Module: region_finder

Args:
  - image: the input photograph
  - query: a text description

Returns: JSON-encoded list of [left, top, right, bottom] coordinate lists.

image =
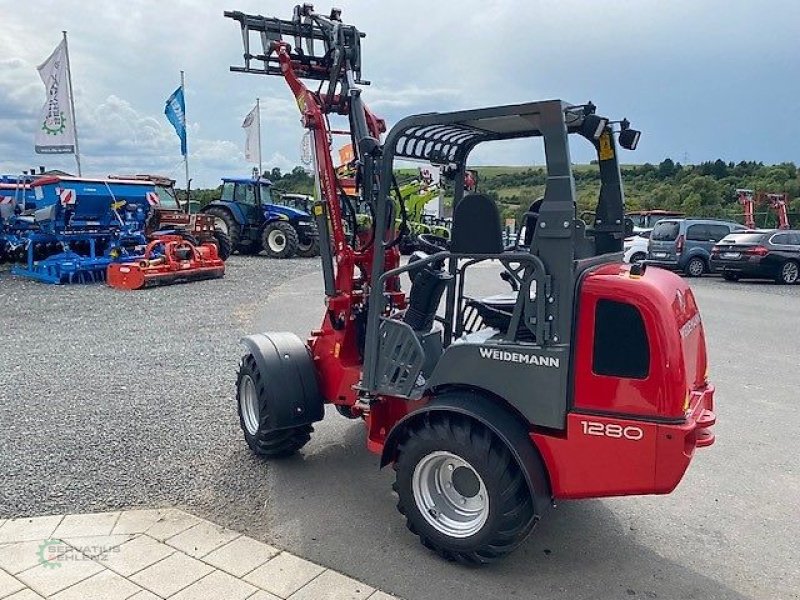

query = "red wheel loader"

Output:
[[226, 5, 716, 564]]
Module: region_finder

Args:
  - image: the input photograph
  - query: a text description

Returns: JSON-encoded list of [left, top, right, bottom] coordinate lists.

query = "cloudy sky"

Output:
[[1, 0, 798, 188]]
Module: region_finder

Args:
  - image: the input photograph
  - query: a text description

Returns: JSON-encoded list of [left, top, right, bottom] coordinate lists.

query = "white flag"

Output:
[[242, 103, 260, 164], [35, 40, 76, 154]]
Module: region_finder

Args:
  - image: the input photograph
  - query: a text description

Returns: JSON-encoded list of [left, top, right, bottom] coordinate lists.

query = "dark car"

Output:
[[647, 218, 747, 276], [711, 229, 800, 284]]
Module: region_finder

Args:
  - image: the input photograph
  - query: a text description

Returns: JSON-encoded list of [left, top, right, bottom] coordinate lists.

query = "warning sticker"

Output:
[[598, 131, 614, 161]]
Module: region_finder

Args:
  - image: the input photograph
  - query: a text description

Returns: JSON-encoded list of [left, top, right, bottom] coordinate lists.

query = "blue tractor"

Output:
[[200, 177, 318, 258]]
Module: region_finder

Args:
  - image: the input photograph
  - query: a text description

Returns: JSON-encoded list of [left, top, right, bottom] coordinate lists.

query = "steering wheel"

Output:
[[416, 233, 450, 254]]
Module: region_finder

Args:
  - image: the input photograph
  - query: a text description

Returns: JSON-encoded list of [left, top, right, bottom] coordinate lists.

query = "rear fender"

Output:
[[380, 390, 552, 516], [241, 332, 324, 432]]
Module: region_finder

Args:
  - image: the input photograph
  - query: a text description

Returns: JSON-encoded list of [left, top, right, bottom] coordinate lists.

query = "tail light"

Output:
[[676, 234, 684, 255], [746, 245, 769, 256]]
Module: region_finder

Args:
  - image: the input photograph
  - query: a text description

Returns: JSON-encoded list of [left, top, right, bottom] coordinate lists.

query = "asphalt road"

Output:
[[2, 258, 798, 599]]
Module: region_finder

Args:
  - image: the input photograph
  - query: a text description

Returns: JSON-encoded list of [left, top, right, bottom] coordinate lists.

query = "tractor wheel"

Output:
[[236, 354, 312, 458], [722, 272, 740, 282], [204, 208, 241, 252], [684, 256, 706, 277], [393, 412, 536, 564], [296, 230, 320, 258], [262, 221, 299, 259], [777, 260, 799, 285], [238, 240, 263, 255], [212, 229, 232, 261]]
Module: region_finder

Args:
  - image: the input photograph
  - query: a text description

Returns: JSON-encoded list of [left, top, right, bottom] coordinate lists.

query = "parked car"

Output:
[[647, 218, 747, 276], [624, 230, 650, 263], [711, 229, 800, 284]]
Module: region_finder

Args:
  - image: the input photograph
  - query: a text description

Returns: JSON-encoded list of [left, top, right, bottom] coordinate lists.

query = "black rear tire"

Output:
[[236, 354, 312, 458], [204, 208, 242, 253], [722, 272, 740, 282], [212, 230, 232, 261], [262, 221, 299, 259], [393, 412, 537, 564], [684, 256, 706, 277]]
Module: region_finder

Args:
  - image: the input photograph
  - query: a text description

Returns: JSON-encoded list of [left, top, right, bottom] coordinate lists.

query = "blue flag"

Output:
[[164, 86, 187, 156]]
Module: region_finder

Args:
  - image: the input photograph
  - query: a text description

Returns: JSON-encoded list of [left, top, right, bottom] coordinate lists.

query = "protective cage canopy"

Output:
[[386, 99, 588, 165]]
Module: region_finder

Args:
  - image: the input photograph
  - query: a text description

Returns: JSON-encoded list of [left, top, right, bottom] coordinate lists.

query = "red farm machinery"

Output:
[[226, 5, 716, 563], [736, 188, 791, 230]]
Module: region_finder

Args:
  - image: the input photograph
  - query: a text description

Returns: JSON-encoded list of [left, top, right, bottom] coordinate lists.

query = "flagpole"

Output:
[[180, 70, 190, 212], [256, 97, 262, 177], [62, 31, 82, 176]]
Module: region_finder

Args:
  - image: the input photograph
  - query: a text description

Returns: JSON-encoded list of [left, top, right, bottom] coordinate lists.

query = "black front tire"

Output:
[[262, 221, 299, 259], [213, 229, 232, 261], [236, 354, 312, 457], [393, 412, 537, 564], [777, 260, 799, 285], [722, 272, 740, 282]]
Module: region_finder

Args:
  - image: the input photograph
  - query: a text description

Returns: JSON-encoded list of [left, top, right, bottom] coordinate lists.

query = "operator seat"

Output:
[[451, 194, 538, 341]]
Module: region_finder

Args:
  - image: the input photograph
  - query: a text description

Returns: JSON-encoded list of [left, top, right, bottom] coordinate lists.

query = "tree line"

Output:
[[185, 159, 800, 228]]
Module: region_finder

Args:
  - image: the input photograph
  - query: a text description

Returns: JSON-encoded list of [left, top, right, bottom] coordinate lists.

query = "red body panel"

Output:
[[534, 263, 714, 499]]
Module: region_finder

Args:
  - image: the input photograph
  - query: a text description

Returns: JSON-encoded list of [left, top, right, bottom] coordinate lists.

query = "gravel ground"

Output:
[[2, 259, 799, 600], [0, 256, 318, 520]]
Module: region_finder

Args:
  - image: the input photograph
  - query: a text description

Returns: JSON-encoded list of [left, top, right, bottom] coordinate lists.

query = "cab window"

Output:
[[221, 182, 235, 202], [593, 299, 650, 379], [234, 183, 257, 206]]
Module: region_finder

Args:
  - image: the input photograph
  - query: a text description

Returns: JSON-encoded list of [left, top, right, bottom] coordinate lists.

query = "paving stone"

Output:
[[4, 588, 46, 600], [288, 569, 374, 600], [52, 513, 120, 539], [246, 592, 282, 600], [142, 510, 200, 542], [367, 592, 402, 600], [0, 516, 63, 544], [201, 536, 279, 578], [100, 535, 175, 577], [112, 510, 168, 536], [244, 552, 325, 599], [168, 569, 256, 600], [16, 553, 104, 597], [0, 540, 66, 575], [130, 552, 213, 597], [127, 590, 161, 600], [165, 520, 239, 558], [0, 568, 25, 597], [50, 568, 141, 600], [62, 534, 136, 559]]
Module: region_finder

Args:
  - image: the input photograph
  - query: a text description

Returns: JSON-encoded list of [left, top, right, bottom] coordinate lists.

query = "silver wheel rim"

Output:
[[689, 259, 703, 276], [412, 451, 489, 538], [239, 374, 259, 435], [783, 262, 798, 283], [268, 230, 286, 253]]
